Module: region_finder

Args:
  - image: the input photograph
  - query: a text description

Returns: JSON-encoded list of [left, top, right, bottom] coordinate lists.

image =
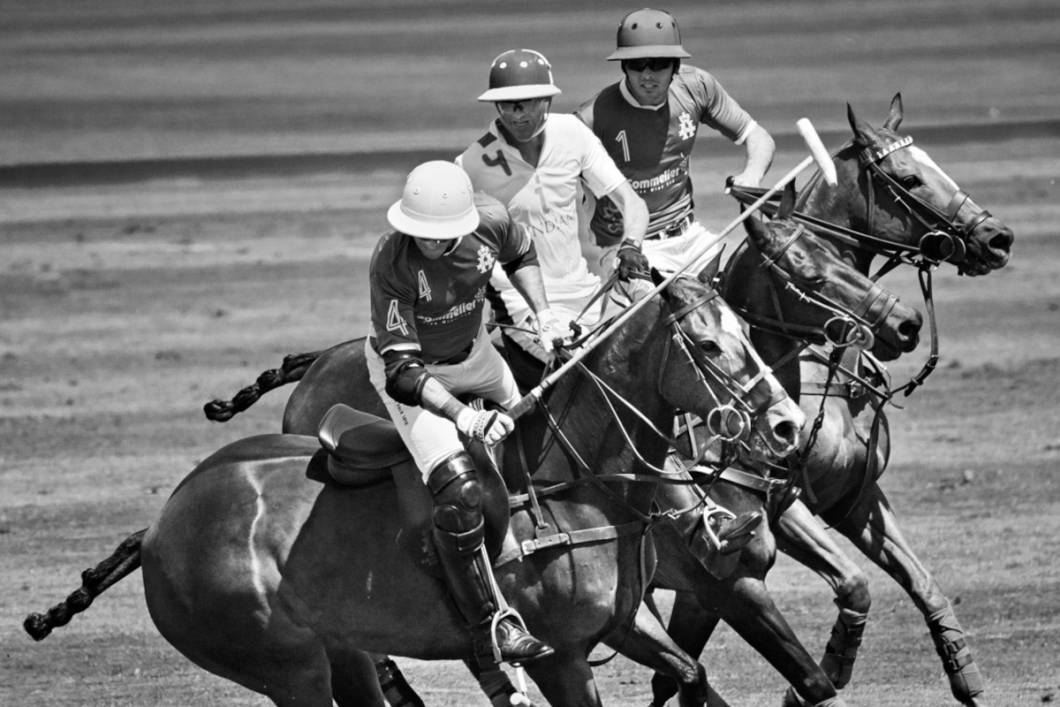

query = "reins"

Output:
[[496, 282, 777, 567]]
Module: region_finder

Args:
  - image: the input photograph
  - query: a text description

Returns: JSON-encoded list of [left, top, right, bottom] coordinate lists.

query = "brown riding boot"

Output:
[[434, 532, 554, 667], [428, 452, 553, 668]]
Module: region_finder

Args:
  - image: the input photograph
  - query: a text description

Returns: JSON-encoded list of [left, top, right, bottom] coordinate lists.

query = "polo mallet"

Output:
[[507, 118, 837, 421]]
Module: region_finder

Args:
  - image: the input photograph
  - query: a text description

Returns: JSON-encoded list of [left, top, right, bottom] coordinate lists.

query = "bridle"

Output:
[[498, 281, 792, 591], [729, 134, 993, 277], [858, 135, 993, 270], [732, 223, 899, 379], [727, 131, 985, 395]]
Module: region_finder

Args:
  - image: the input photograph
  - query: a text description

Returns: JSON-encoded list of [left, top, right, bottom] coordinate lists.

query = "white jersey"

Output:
[[457, 114, 627, 359], [458, 114, 625, 285]]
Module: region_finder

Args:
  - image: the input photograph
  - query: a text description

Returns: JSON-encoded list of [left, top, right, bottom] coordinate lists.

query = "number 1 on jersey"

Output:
[[615, 130, 630, 163]]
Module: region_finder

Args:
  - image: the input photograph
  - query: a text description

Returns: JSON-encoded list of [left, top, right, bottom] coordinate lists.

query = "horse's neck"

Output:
[[722, 242, 805, 400], [799, 152, 876, 275], [514, 318, 673, 504]]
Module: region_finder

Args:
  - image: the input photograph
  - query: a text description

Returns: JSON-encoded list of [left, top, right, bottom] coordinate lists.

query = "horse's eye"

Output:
[[899, 175, 921, 190], [697, 340, 720, 355]]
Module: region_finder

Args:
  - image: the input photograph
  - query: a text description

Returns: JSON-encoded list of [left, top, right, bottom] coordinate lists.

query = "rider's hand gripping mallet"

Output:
[[507, 118, 838, 421]]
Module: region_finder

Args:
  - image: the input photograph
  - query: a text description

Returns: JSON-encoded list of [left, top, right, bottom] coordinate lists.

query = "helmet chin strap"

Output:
[[495, 98, 552, 142], [526, 112, 549, 140]]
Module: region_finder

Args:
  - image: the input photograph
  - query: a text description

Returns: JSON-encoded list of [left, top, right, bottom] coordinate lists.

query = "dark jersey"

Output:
[[369, 193, 531, 362], [575, 65, 755, 243]]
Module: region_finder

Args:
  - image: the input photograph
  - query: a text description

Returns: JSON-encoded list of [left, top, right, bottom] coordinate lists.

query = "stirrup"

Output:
[[715, 511, 763, 554], [488, 607, 529, 666]]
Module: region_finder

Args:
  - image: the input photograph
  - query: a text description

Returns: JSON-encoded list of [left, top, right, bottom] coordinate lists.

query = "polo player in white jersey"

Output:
[[457, 48, 650, 362]]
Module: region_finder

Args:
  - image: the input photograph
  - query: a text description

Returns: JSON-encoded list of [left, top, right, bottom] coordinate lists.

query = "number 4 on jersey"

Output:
[[386, 299, 409, 336]]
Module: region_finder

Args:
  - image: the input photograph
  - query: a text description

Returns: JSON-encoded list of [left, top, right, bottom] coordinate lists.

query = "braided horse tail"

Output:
[[203, 348, 329, 422], [24, 529, 147, 641]]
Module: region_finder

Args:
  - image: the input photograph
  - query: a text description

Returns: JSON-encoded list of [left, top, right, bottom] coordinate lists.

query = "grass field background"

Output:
[[2, 1, 1060, 706]]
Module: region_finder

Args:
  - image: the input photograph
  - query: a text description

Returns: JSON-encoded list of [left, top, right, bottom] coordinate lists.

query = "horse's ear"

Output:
[[883, 92, 904, 131], [650, 267, 665, 287], [778, 181, 797, 219], [743, 213, 770, 250], [696, 245, 726, 286], [847, 102, 880, 147]]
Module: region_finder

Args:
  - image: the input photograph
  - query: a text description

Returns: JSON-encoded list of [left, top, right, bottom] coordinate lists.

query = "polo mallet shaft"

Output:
[[797, 117, 838, 187], [508, 119, 836, 420]]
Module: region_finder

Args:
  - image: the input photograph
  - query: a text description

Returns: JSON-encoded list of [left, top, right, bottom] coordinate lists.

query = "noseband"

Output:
[[751, 224, 898, 351], [661, 288, 781, 447]]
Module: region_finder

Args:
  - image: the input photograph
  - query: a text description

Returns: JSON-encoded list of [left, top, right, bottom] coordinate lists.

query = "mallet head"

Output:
[[797, 118, 838, 186]]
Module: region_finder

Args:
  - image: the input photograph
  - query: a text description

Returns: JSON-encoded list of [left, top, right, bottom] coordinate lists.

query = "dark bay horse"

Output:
[[194, 95, 1011, 705], [643, 189, 924, 707], [273, 198, 922, 707], [661, 95, 1013, 707], [25, 273, 806, 707]]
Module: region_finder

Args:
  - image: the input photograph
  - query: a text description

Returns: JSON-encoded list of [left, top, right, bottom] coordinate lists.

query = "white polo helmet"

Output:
[[607, 8, 691, 61], [386, 161, 480, 240], [477, 49, 562, 102]]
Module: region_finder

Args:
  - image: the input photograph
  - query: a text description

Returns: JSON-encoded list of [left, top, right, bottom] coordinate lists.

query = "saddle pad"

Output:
[[318, 404, 412, 471]]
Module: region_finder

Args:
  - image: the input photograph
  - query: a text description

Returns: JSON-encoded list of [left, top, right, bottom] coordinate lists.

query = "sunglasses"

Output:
[[625, 57, 674, 73]]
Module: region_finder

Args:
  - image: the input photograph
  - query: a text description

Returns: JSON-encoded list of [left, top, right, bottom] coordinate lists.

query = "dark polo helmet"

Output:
[[607, 8, 691, 61], [477, 49, 562, 102]]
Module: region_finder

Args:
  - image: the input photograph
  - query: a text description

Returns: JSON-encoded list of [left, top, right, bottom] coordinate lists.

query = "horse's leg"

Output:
[[524, 649, 602, 707], [832, 483, 986, 707], [601, 598, 714, 707], [712, 576, 845, 707], [329, 650, 408, 707], [647, 590, 725, 707], [237, 644, 335, 707], [774, 498, 871, 689], [465, 658, 538, 707]]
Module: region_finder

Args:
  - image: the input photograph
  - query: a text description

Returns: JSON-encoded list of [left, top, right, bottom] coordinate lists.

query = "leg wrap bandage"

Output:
[[927, 602, 984, 702], [820, 606, 869, 689]]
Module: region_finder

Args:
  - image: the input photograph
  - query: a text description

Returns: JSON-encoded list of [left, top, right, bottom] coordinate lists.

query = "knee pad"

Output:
[[428, 453, 484, 551]]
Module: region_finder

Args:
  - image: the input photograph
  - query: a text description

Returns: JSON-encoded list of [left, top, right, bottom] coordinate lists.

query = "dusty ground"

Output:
[[3, 2, 1060, 706]]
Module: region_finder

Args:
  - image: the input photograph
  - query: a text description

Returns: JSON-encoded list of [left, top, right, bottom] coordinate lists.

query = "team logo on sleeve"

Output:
[[418, 270, 431, 301], [476, 246, 497, 273], [386, 299, 409, 335], [678, 112, 696, 140]]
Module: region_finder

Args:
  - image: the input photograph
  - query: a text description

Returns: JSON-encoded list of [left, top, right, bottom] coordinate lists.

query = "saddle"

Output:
[[312, 404, 511, 575]]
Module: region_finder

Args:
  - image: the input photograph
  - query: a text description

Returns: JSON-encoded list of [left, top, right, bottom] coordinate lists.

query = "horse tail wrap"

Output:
[[23, 528, 147, 641], [204, 348, 325, 422]]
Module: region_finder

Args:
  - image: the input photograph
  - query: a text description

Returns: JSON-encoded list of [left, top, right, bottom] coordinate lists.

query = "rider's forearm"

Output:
[[417, 374, 468, 423], [509, 264, 551, 316], [611, 181, 649, 247], [739, 124, 776, 186]]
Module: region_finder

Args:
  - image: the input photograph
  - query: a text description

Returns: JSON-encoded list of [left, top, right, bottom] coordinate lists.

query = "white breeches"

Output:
[[366, 323, 520, 481]]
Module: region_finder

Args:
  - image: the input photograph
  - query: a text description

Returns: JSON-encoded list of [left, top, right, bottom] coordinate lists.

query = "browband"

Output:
[[859, 135, 913, 165]]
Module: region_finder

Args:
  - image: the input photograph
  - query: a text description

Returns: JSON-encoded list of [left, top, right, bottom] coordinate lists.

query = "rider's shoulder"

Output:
[[473, 192, 508, 223]]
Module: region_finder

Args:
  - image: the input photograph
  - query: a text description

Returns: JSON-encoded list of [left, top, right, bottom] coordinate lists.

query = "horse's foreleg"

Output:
[[328, 650, 394, 707], [646, 590, 725, 707], [524, 648, 603, 707], [834, 483, 986, 707], [715, 577, 844, 707], [775, 499, 870, 688], [465, 658, 538, 707], [602, 598, 713, 707]]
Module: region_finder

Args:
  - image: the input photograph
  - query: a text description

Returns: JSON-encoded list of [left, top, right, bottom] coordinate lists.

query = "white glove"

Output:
[[533, 308, 575, 353], [456, 407, 515, 446]]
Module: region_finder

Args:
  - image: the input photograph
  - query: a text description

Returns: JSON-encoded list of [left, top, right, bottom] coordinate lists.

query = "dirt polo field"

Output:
[[2, 1, 1059, 706]]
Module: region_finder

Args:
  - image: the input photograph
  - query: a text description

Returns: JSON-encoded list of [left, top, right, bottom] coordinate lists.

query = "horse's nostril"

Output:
[[774, 421, 798, 446], [990, 228, 1014, 253]]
